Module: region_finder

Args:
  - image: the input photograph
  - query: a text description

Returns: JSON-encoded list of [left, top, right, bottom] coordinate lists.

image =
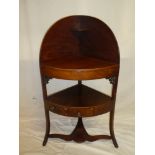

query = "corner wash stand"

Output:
[[39, 15, 120, 148]]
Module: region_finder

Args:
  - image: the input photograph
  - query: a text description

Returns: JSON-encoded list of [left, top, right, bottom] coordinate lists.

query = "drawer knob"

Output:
[[77, 112, 81, 117], [64, 107, 68, 111]]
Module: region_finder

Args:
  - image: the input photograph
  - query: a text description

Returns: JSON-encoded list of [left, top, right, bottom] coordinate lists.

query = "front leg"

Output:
[[106, 76, 119, 148], [41, 75, 51, 146]]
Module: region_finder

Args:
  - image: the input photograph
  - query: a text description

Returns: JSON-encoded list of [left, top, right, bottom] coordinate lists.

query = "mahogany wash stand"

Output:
[[40, 15, 120, 148]]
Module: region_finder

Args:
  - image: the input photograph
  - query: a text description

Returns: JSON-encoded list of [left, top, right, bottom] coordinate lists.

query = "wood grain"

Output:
[[39, 15, 120, 147], [47, 84, 113, 117]]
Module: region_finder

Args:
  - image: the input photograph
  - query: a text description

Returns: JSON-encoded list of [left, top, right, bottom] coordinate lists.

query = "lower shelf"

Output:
[[46, 84, 113, 117]]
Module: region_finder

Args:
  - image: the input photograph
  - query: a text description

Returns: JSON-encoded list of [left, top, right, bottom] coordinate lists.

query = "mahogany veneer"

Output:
[[47, 84, 113, 117], [40, 15, 120, 148], [41, 56, 119, 80]]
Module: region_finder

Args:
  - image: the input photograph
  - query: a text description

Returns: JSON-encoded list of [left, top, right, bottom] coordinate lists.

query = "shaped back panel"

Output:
[[40, 15, 120, 64]]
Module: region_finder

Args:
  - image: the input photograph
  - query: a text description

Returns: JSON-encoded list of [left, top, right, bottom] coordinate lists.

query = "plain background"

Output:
[[19, 0, 134, 155]]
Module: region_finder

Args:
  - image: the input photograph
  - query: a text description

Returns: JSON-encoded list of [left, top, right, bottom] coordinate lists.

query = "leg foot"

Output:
[[110, 111, 119, 148], [111, 135, 118, 148], [43, 134, 48, 146], [42, 110, 50, 146]]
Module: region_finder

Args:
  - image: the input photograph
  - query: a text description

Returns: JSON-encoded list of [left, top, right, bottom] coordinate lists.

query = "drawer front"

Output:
[[48, 102, 113, 117]]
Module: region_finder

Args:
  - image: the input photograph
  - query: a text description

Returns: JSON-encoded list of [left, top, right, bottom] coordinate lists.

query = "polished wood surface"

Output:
[[47, 84, 113, 117], [40, 16, 119, 64], [48, 117, 112, 143], [40, 15, 120, 147], [41, 56, 119, 80], [40, 15, 119, 80]]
